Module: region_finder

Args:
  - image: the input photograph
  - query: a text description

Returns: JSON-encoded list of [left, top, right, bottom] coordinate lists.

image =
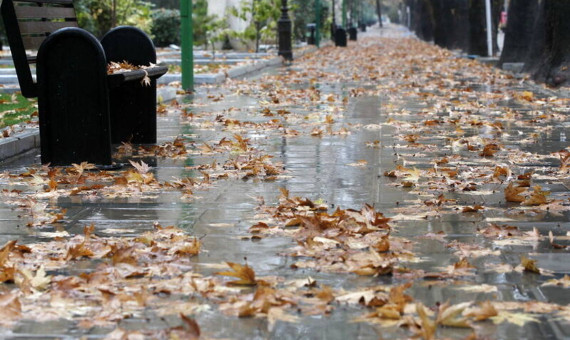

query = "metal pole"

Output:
[[315, 0, 321, 47], [278, 0, 293, 60], [181, 0, 194, 91], [485, 0, 493, 56]]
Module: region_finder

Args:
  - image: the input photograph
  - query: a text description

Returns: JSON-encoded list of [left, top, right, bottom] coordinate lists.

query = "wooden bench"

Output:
[[1, 0, 168, 166]]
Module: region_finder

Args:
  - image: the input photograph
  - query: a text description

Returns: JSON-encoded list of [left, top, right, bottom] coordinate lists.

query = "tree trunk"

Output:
[[409, 0, 433, 42], [524, 0, 570, 87], [376, 0, 382, 27], [431, 0, 454, 49], [450, 0, 470, 51], [468, 0, 486, 55], [499, 0, 539, 67]]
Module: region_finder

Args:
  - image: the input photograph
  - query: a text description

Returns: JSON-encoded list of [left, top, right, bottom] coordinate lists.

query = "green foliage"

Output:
[[230, 0, 282, 52], [0, 93, 37, 129], [193, 0, 228, 49], [290, 0, 330, 42], [151, 9, 180, 47], [73, 0, 153, 37], [147, 0, 178, 9]]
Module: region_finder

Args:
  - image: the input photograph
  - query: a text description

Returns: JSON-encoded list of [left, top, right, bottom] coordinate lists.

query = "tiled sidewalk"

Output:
[[0, 24, 568, 339]]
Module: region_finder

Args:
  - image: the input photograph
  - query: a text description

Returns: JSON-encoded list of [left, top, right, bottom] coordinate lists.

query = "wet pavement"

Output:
[[0, 24, 568, 339]]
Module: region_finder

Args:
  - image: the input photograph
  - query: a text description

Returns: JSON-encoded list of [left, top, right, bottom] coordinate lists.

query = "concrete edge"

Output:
[[0, 129, 40, 161], [158, 45, 322, 86], [0, 43, 324, 162]]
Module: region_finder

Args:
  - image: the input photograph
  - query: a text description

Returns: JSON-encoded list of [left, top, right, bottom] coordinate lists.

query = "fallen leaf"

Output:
[[505, 182, 526, 203], [216, 262, 257, 286], [521, 256, 540, 274]]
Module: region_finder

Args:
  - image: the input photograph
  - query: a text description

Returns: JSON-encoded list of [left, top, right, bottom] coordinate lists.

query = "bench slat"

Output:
[[19, 21, 77, 35], [21, 35, 49, 50], [14, 6, 76, 20]]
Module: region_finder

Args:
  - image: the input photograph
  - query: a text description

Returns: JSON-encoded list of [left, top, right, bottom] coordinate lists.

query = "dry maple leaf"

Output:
[[553, 149, 570, 173], [71, 161, 96, 176], [216, 262, 257, 286], [436, 301, 471, 328], [66, 242, 95, 260], [0, 240, 17, 267], [491, 311, 540, 327], [480, 143, 500, 157], [521, 185, 549, 206], [0, 291, 21, 326], [464, 301, 498, 321], [521, 256, 540, 274], [17, 266, 51, 291], [504, 182, 526, 203], [416, 302, 437, 340], [169, 313, 201, 339], [454, 258, 476, 270], [129, 160, 151, 174], [267, 307, 299, 332], [548, 231, 568, 249], [542, 274, 570, 288]]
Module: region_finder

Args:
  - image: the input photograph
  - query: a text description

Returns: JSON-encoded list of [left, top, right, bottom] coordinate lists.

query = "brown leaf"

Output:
[[462, 205, 484, 213], [548, 231, 567, 249], [465, 301, 498, 321], [504, 182, 526, 203], [521, 256, 540, 274], [480, 143, 500, 157], [0, 240, 18, 267], [216, 262, 257, 286], [436, 301, 471, 328], [416, 302, 436, 340], [521, 185, 549, 206], [454, 258, 476, 270], [180, 313, 200, 338]]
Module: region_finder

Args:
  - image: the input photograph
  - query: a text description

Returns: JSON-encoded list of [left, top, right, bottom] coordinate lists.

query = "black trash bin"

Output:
[[306, 23, 316, 45], [348, 26, 357, 41], [335, 28, 347, 47]]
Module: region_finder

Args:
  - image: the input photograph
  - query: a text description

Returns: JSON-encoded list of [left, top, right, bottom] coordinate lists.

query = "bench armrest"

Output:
[[101, 26, 158, 66], [107, 66, 168, 89]]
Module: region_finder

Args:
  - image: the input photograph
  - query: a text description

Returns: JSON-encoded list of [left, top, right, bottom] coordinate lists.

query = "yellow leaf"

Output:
[[521, 256, 540, 274], [491, 311, 540, 326]]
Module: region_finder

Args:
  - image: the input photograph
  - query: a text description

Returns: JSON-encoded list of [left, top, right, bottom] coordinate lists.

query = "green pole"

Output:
[[181, 0, 194, 91], [342, 0, 347, 29], [315, 0, 321, 47]]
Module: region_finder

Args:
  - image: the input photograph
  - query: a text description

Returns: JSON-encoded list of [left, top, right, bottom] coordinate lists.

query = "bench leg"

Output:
[[37, 28, 113, 166]]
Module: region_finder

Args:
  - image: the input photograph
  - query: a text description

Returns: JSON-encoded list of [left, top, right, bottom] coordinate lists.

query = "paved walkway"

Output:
[[0, 24, 568, 339]]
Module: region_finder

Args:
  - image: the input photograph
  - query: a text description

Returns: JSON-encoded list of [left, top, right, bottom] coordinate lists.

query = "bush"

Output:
[[74, 0, 153, 37], [148, 0, 178, 9], [151, 9, 181, 47]]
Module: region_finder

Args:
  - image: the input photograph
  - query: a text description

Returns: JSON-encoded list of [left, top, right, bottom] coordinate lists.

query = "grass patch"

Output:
[[0, 92, 37, 129]]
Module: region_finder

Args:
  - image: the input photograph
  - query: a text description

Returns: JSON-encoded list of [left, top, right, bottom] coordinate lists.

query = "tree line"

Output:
[[405, 0, 570, 87]]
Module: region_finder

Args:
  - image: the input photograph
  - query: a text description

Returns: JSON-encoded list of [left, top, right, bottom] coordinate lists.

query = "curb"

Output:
[[0, 44, 323, 163], [159, 45, 320, 86], [0, 129, 40, 161]]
